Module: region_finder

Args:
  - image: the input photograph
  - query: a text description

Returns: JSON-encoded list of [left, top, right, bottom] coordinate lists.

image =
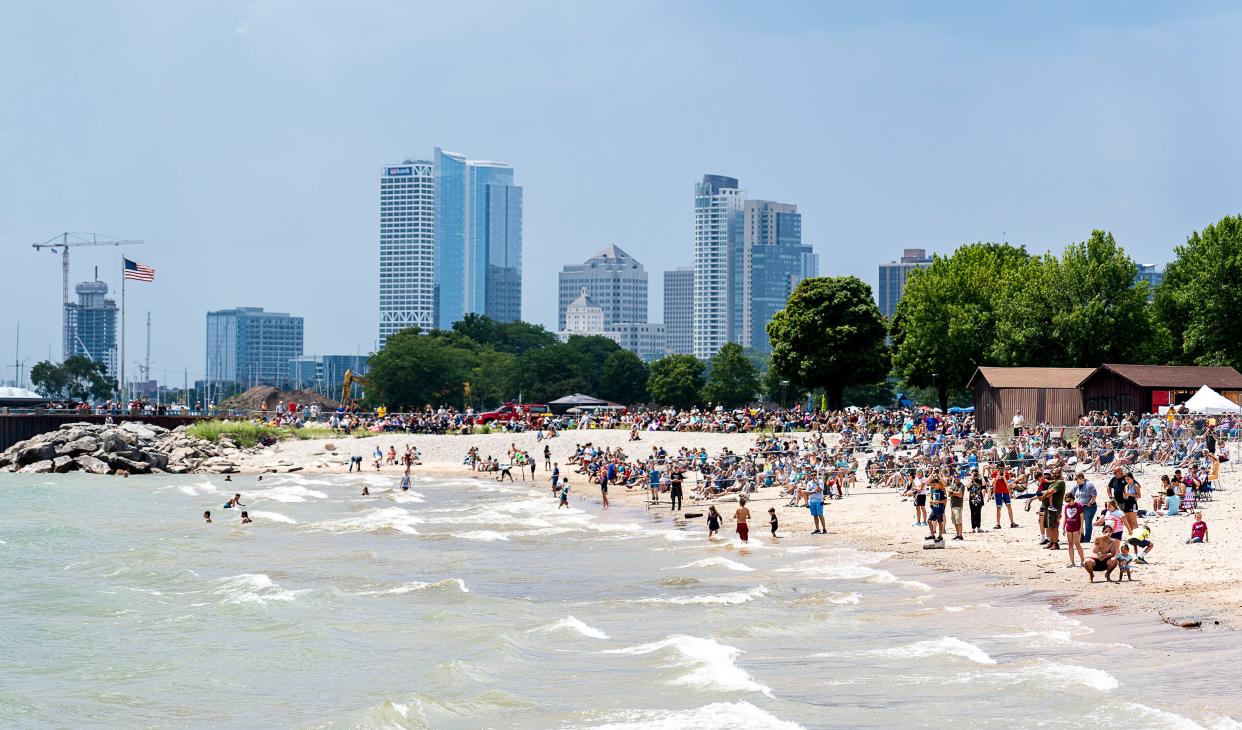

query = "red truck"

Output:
[[473, 402, 551, 425]]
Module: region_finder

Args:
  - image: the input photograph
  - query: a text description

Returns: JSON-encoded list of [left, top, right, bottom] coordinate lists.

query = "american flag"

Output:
[[123, 258, 155, 282]]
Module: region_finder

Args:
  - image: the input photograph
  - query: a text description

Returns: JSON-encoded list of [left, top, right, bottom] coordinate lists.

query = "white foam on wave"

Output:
[[604, 635, 770, 695], [175, 480, 219, 496], [878, 637, 997, 665], [775, 560, 931, 591], [263, 474, 333, 487], [211, 573, 310, 605], [355, 578, 469, 596], [359, 474, 393, 487], [390, 492, 426, 504], [952, 658, 1118, 692], [250, 485, 328, 503], [578, 700, 803, 729], [636, 585, 769, 606], [1125, 703, 1221, 730], [249, 510, 298, 524], [669, 557, 755, 572], [310, 507, 422, 535], [452, 530, 509, 541], [529, 615, 609, 640], [987, 629, 1131, 650]]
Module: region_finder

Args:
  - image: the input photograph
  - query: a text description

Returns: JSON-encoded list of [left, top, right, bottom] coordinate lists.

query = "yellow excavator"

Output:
[[340, 369, 371, 410]]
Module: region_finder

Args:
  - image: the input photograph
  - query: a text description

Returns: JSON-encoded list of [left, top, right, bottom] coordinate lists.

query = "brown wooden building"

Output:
[[969, 367, 1094, 432], [1078, 364, 1242, 414]]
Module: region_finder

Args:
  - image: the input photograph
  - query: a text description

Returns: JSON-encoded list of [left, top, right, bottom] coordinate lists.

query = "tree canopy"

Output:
[[701, 343, 760, 407], [890, 242, 1030, 409], [1154, 214, 1242, 370], [30, 355, 117, 402], [646, 354, 706, 409], [766, 276, 889, 409]]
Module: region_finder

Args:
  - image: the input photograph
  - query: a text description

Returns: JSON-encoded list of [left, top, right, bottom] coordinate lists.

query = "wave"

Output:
[[211, 573, 310, 605], [249, 485, 328, 503], [248, 510, 298, 524], [451, 530, 509, 541], [390, 492, 426, 503], [1126, 702, 1234, 730], [670, 557, 755, 572], [529, 615, 609, 640], [355, 578, 469, 596], [603, 635, 770, 695], [635, 586, 768, 606], [577, 701, 803, 729], [878, 636, 997, 665], [952, 658, 1118, 692], [310, 507, 423, 535], [775, 560, 931, 591]]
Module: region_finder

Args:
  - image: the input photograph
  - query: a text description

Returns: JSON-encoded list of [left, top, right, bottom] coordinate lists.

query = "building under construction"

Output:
[[64, 279, 118, 378]]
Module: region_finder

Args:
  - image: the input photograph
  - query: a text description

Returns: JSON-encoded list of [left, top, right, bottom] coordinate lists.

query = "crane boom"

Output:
[[31, 232, 143, 360]]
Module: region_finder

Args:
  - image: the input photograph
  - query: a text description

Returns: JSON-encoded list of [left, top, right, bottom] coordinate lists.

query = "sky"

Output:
[[2, 1, 1241, 387]]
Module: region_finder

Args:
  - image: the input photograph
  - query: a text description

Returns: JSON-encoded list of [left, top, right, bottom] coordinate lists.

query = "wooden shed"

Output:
[[1078, 364, 1242, 414], [968, 367, 1093, 432]]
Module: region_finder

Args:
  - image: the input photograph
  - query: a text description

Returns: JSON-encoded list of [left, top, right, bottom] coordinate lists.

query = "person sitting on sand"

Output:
[[1084, 533, 1118, 582], [1186, 512, 1209, 543]]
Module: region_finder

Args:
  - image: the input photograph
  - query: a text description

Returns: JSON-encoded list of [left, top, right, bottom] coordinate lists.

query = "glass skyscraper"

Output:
[[877, 248, 933, 319], [741, 200, 815, 353], [433, 148, 523, 329], [379, 160, 436, 344], [663, 267, 694, 356], [206, 307, 304, 388], [693, 175, 745, 359], [64, 279, 118, 379]]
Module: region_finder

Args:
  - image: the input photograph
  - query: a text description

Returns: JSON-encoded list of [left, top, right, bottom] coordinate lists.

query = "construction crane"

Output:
[[31, 232, 144, 359]]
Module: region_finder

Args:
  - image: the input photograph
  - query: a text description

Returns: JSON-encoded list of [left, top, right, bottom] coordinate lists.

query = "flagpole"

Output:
[[120, 255, 126, 404]]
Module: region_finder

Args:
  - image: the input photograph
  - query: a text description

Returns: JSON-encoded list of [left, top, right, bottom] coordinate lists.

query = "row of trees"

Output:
[[30, 355, 117, 402], [365, 316, 764, 410], [368, 214, 1240, 412]]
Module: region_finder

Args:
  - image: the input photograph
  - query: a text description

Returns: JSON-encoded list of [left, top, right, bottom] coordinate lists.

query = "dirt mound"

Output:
[[222, 386, 338, 411]]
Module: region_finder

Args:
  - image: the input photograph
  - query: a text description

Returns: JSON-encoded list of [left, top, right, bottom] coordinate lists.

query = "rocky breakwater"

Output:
[[0, 422, 259, 476]]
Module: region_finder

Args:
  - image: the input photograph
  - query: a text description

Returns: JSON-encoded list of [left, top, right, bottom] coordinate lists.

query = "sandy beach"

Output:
[[236, 428, 1242, 629]]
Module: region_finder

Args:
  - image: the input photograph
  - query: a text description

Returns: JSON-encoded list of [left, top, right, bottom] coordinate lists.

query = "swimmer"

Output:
[[240, 510, 252, 524], [224, 474, 232, 482], [400, 470, 411, 491], [224, 493, 245, 509], [362, 485, 370, 496], [203, 510, 212, 523]]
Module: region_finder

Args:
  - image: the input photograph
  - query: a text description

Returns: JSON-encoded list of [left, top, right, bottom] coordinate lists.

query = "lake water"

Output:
[[2, 472, 1239, 729]]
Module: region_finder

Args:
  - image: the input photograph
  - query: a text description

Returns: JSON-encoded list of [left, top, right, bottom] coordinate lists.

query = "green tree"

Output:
[[29, 355, 116, 402], [366, 329, 475, 409], [564, 335, 623, 394], [761, 365, 807, 406], [598, 349, 649, 404], [450, 315, 558, 355], [1154, 215, 1242, 370], [509, 344, 591, 403], [700, 343, 760, 407], [991, 231, 1156, 367], [647, 354, 706, 409], [891, 242, 1030, 410], [766, 276, 889, 409]]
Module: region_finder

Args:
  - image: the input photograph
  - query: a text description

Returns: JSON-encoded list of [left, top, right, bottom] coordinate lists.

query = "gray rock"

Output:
[[16, 443, 56, 465], [19, 459, 54, 474], [75, 455, 111, 474], [52, 455, 78, 473], [141, 450, 170, 470], [169, 446, 200, 463], [107, 455, 151, 474], [68, 437, 101, 454], [100, 432, 130, 453], [57, 422, 96, 430]]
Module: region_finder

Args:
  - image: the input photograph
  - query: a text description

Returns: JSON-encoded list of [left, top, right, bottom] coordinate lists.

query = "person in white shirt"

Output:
[[1012, 410, 1025, 438]]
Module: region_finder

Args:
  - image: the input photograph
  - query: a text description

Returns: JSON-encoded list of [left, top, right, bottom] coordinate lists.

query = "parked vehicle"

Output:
[[473, 402, 550, 425]]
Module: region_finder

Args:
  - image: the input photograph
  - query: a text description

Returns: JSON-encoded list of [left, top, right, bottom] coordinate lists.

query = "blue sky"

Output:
[[2, 1, 1240, 385]]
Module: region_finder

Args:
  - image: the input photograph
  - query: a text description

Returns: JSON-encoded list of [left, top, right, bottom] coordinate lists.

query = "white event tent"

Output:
[[1182, 385, 1242, 415]]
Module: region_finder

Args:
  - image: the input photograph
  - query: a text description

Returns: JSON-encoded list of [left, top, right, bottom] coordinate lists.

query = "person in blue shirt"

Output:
[[807, 479, 827, 534]]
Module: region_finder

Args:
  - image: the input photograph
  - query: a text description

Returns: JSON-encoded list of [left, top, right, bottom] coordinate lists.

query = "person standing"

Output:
[[599, 464, 611, 509], [550, 463, 560, 497], [734, 496, 752, 543], [1040, 469, 1066, 550], [992, 468, 1017, 529], [544, 444, 552, 470], [1012, 410, 1025, 438], [807, 478, 827, 535], [669, 469, 684, 512], [926, 477, 946, 545], [1075, 472, 1098, 541], [1063, 494, 1084, 567], [948, 476, 965, 541], [967, 471, 986, 533]]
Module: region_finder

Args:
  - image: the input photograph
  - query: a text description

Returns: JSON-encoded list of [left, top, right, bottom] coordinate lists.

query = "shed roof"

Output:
[[1081, 364, 1242, 389], [968, 367, 1095, 390]]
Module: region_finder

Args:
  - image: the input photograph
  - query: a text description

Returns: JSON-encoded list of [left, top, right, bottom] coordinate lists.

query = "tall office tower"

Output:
[[693, 175, 745, 359], [205, 307, 304, 388], [379, 161, 436, 345], [557, 245, 648, 330], [663, 266, 694, 356], [1135, 263, 1164, 301], [740, 200, 817, 353], [877, 248, 933, 319], [610, 322, 667, 362], [64, 279, 118, 378], [434, 148, 523, 329]]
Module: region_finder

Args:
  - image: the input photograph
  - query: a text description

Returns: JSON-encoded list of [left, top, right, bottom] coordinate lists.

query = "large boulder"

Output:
[[67, 436, 101, 454], [52, 455, 78, 473], [120, 422, 158, 441], [106, 454, 151, 474], [100, 431, 133, 454], [74, 455, 111, 474], [169, 446, 200, 463], [140, 450, 170, 470], [16, 443, 56, 466], [18, 459, 54, 474]]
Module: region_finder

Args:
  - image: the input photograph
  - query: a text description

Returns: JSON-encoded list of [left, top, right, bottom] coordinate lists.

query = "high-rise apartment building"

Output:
[[64, 279, 118, 378], [741, 200, 817, 353], [610, 322, 667, 362], [693, 175, 745, 359], [1135, 263, 1164, 301], [557, 245, 647, 330], [206, 307, 304, 387], [433, 148, 523, 329], [379, 161, 436, 344], [663, 267, 694, 356], [877, 248, 933, 319]]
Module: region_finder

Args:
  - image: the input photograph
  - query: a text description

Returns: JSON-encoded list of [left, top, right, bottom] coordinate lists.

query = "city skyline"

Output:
[[3, 3, 1237, 383]]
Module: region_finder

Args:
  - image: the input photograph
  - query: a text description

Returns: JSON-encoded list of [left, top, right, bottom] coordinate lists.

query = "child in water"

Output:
[[203, 510, 212, 523], [768, 507, 779, 538], [400, 471, 411, 491], [558, 479, 570, 509], [240, 511, 252, 524], [706, 506, 722, 539]]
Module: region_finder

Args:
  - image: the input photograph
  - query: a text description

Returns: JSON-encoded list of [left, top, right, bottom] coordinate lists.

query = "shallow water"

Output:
[[1, 472, 1239, 729]]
